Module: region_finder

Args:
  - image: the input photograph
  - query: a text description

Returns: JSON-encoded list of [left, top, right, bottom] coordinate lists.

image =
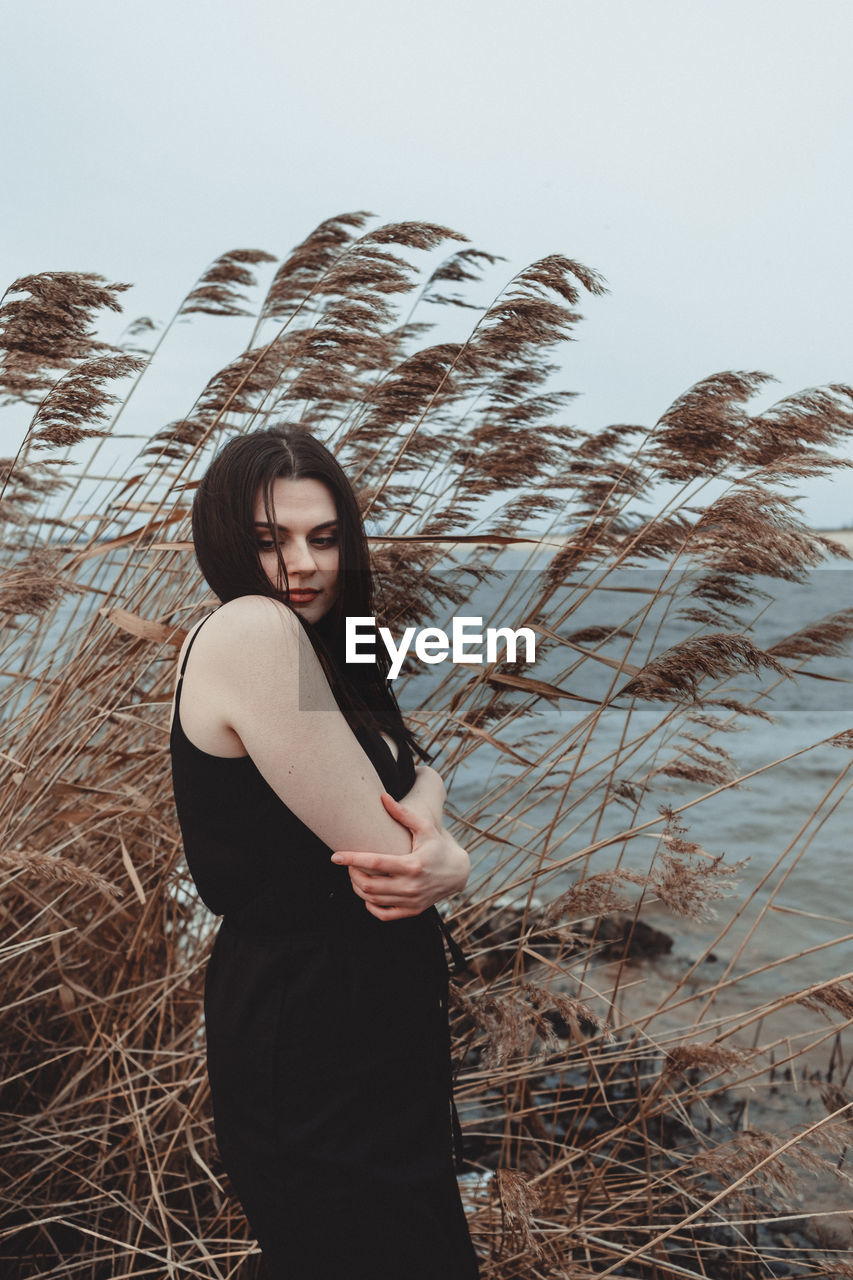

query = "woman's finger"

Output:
[[364, 900, 419, 922], [350, 880, 391, 906], [349, 864, 417, 890], [369, 891, 420, 906], [379, 791, 431, 834], [349, 878, 413, 908], [351, 875, 414, 899], [331, 849, 416, 876]]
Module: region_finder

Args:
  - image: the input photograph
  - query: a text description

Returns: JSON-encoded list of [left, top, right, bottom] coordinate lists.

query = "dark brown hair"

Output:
[[191, 426, 420, 755]]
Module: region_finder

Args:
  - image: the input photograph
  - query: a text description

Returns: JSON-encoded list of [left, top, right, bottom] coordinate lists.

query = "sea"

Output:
[[392, 540, 853, 1006]]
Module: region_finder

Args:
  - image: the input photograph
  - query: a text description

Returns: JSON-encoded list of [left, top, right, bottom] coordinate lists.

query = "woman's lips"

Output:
[[287, 589, 320, 603]]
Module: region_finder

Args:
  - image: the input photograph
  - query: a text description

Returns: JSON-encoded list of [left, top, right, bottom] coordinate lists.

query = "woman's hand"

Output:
[[331, 792, 470, 922]]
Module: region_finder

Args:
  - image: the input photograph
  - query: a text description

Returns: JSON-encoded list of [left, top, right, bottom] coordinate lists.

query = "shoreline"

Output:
[[367, 527, 853, 553], [471, 900, 853, 1258]]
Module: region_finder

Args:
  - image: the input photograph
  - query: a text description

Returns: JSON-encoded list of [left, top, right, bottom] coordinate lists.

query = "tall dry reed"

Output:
[[1, 218, 851, 1278]]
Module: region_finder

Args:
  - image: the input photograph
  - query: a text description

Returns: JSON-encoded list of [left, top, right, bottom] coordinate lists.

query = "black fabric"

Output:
[[170, 622, 480, 1278]]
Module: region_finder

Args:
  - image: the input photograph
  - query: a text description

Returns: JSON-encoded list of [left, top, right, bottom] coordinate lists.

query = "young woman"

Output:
[[170, 427, 480, 1278]]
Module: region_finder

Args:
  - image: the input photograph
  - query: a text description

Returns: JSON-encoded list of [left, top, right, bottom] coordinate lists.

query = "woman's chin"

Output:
[[287, 599, 332, 626]]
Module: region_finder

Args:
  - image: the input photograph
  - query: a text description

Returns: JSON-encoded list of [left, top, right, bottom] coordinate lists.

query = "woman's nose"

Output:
[[284, 540, 318, 577]]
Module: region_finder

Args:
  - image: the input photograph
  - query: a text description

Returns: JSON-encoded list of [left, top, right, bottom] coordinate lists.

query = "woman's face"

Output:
[[253, 476, 340, 624]]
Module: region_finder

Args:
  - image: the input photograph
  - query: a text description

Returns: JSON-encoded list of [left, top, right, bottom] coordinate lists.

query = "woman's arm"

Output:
[[401, 764, 447, 827], [331, 769, 472, 921], [193, 596, 413, 857], [188, 596, 470, 918]]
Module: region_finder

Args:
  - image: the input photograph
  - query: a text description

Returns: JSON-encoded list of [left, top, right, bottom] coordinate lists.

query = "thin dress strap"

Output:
[[175, 612, 218, 696]]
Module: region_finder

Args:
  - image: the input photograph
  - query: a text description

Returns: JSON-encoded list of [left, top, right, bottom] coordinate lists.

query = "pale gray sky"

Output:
[[3, 0, 852, 522]]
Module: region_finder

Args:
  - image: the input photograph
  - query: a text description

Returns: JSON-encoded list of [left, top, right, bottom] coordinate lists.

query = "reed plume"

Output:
[[0, 272, 131, 405], [179, 248, 277, 318]]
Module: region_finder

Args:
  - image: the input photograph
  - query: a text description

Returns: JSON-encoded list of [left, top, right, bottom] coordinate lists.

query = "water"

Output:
[[394, 554, 853, 996]]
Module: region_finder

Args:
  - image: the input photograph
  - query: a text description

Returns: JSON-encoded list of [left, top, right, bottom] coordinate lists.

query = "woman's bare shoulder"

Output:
[[204, 596, 300, 643], [183, 597, 303, 675]]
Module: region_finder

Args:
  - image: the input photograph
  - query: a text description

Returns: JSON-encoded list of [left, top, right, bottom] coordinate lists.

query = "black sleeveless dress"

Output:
[[170, 624, 480, 1279]]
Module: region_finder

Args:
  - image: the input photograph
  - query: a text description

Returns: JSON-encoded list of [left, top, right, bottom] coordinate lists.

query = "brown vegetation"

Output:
[[1, 217, 851, 1277]]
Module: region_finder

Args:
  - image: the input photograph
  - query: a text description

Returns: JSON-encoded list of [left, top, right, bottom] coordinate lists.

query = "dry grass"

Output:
[[1, 218, 852, 1277]]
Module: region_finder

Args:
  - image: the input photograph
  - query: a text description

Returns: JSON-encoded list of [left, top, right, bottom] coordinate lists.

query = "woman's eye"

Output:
[[255, 533, 337, 551]]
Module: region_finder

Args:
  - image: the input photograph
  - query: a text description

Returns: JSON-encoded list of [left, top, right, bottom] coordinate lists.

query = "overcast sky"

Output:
[[3, 0, 851, 523]]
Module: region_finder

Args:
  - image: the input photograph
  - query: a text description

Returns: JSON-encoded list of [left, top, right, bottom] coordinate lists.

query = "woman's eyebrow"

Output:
[[253, 519, 338, 534]]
